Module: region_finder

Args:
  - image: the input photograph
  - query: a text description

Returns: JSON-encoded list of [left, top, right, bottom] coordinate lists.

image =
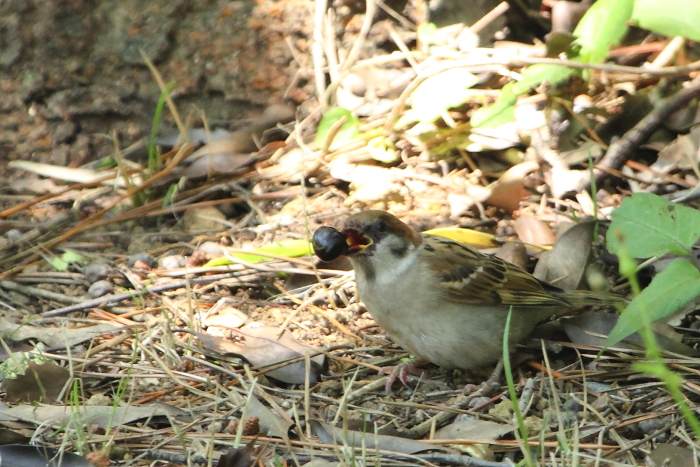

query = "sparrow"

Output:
[[313, 210, 618, 392]]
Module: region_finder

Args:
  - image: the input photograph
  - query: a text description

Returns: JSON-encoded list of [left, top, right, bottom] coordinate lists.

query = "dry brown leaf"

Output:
[[514, 214, 555, 247], [532, 221, 595, 291], [648, 443, 697, 467], [562, 312, 699, 356], [486, 161, 538, 213], [193, 326, 325, 384], [309, 419, 451, 454], [1, 361, 70, 403]]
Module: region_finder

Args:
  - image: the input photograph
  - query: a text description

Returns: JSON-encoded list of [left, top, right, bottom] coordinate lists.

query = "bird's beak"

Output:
[[342, 228, 372, 255]]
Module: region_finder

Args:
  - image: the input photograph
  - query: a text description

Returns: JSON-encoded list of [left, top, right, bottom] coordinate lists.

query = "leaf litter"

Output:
[[1, 0, 700, 466]]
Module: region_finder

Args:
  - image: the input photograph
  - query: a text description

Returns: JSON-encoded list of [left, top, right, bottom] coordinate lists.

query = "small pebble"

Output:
[[197, 241, 225, 256], [127, 253, 156, 268], [562, 398, 583, 413], [454, 413, 477, 422], [87, 280, 114, 298], [159, 255, 187, 270], [637, 417, 666, 435], [84, 263, 111, 284], [468, 396, 493, 409], [4, 229, 22, 241]]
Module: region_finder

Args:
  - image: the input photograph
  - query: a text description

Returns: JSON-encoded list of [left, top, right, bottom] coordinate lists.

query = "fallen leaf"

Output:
[[309, 419, 451, 454], [434, 419, 513, 440], [1, 403, 187, 430], [0, 445, 94, 467], [0, 318, 121, 349], [562, 312, 699, 356], [2, 361, 71, 403], [514, 215, 555, 247], [192, 326, 325, 384], [648, 443, 697, 467], [533, 221, 595, 290], [424, 227, 499, 248], [486, 161, 539, 213]]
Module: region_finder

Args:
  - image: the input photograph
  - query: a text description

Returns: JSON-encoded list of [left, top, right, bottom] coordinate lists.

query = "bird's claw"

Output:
[[379, 359, 427, 395]]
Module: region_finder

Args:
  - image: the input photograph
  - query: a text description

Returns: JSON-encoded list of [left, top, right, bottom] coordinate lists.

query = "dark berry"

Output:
[[312, 226, 348, 261]]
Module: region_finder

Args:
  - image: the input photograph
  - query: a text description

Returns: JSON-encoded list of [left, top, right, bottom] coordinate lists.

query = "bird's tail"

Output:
[[559, 290, 626, 308]]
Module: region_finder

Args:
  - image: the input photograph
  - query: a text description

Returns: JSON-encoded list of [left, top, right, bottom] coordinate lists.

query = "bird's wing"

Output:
[[422, 234, 571, 308]]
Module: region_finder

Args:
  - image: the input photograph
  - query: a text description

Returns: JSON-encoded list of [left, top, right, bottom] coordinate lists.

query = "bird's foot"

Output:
[[379, 358, 428, 395], [461, 360, 503, 396]]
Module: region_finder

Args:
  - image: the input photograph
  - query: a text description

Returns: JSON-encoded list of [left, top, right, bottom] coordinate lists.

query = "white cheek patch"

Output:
[[374, 246, 419, 287]]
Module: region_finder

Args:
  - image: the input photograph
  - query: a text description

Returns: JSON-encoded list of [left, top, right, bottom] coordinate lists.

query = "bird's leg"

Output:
[[379, 358, 429, 394], [462, 359, 503, 396]]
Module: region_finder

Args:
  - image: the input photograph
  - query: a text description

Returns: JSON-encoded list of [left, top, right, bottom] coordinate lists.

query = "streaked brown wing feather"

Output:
[[422, 235, 571, 308]]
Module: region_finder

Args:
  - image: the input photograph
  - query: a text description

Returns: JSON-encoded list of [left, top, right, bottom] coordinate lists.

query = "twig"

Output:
[[340, 0, 376, 73], [0, 280, 85, 305], [40, 271, 253, 318], [312, 0, 329, 108], [573, 74, 700, 192]]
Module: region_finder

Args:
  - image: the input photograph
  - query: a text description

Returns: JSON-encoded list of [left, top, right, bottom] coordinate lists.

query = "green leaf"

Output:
[[204, 240, 313, 266], [50, 250, 84, 271], [51, 257, 69, 271], [417, 23, 439, 46], [471, 65, 572, 128], [367, 136, 398, 163], [606, 259, 700, 346], [61, 250, 85, 263], [607, 193, 700, 258], [632, 0, 700, 42], [574, 0, 633, 63], [315, 107, 359, 149], [472, 0, 632, 128], [396, 69, 478, 128]]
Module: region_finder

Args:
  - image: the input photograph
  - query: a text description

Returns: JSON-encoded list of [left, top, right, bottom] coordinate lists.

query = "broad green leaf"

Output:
[[471, 65, 572, 128], [607, 193, 700, 258], [473, 0, 632, 128], [315, 107, 359, 149], [574, 0, 633, 63], [470, 88, 517, 128], [511, 64, 573, 94], [607, 259, 700, 346], [396, 69, 478, 128], [204, 240, 313, 267], [632, 0, 700, 42]]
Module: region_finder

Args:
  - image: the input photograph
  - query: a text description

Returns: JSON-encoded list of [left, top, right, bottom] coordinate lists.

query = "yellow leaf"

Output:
[[424, 227, 499, 248], [204, 240, 313, 267]]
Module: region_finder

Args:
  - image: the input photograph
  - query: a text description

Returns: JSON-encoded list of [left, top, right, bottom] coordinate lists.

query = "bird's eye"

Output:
[[375, 220, 387, 233]]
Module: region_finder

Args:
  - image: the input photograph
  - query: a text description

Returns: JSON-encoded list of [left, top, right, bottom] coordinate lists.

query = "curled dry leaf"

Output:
[[513, 214, 555, 247], [2, 403, 188, 430], [309, 420, 452, 455], [562, 312, 699, 356], [1, 361, 71, 403], [0, 317, 120, 349], [434, 419, 514, 461], [532, 221, 595, 291], [192, 326, 326, 384], [486, 161, 539, 213], [495, 242, 528, 270]]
